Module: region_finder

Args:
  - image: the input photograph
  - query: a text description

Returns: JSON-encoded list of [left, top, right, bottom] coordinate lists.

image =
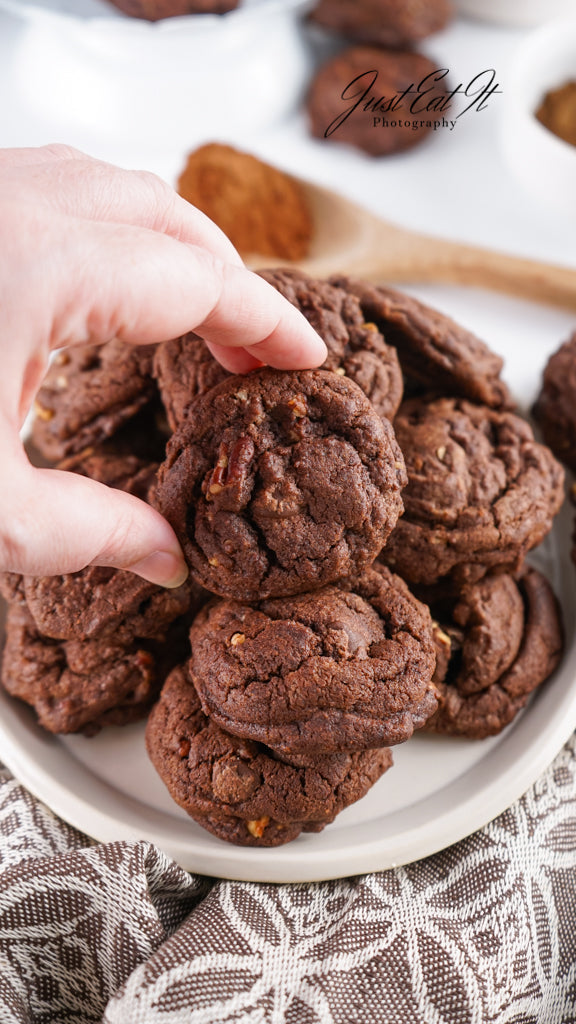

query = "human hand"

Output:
[[0, 145, 327, 587]]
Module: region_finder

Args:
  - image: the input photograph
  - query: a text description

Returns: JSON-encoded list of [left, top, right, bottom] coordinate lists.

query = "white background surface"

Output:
[[0, 3, 575, 878]]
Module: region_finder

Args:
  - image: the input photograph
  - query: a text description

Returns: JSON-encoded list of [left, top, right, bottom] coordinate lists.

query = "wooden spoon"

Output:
[[245, 179, 576, 311]]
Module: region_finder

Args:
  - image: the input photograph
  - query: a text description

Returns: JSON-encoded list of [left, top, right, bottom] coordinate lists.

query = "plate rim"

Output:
[[0, 641, 575, 883]]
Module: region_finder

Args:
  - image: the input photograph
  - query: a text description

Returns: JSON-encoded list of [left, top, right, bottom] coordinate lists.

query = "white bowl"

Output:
[[454, 0, 575, 28], [500, 17, 576, 217], [0, 0, 313, 148]]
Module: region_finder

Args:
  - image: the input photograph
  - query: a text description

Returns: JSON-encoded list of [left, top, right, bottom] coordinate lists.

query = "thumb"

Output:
[[2, 463, 188, 588]]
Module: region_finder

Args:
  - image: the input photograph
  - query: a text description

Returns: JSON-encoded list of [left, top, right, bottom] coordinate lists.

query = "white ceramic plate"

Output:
[[0, 288, 575, 883]]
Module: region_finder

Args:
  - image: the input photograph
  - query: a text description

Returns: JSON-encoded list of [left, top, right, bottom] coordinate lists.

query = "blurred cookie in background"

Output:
[[307, 46, 449, 156], [106, 0, 239, 19], [310, 0, 453, 48]]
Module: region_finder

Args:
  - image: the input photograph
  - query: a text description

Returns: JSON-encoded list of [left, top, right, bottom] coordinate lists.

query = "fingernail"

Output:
[[125, 550, 189, 589]]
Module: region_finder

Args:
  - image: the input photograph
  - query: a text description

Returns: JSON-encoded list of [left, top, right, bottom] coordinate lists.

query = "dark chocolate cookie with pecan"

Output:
[[153, 272, 403, 431], [307, 47, 449, 156], [330, 278, 511, 408], [380, 397, 564, 587], [532, 332, 576, 472], [1, 603, 171, 735], [425, 567, 563, 738], [188, 565, 437, 757], [154, 368, 406, 600], [32, 340, 157, 461], [146, 664, 393, 847], [310, 0, 453, 48]]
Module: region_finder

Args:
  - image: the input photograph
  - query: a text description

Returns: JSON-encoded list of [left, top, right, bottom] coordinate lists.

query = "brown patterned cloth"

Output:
[[1, 738, 576, 1024]]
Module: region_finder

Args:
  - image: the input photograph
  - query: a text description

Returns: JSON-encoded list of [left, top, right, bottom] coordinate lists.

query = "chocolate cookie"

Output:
[[329, 278, 511, 409], [107, 0, 238, 19], [146, 665, 393, 847], [188, 565, 437, 757], [380, 397, 565, 587], [32, 341, 157, 461], [258, 269, 403, 423], [152, 333, 229, 432], [154, 368, 406, 600], [56, 449, 159, 500], [307, 47, 449, 157], [532, 332, 576, 472], [1, 603, 170, 735], [425, 567, 563, 738], [153, 272, 403, 431], [310, 0, 453, 48], [22, 566, 195, 644]]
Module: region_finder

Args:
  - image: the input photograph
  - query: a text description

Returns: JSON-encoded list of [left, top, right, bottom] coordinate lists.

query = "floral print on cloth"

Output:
[[0, 738, 575, 1024]]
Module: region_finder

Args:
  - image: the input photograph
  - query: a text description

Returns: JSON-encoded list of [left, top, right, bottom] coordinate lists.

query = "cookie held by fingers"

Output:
[[258, 269, 403, 424], [153, 270, 403, 431], [153, 368, 407, 600], [188, 565, 437, 757], [146, 665, 393, 847]]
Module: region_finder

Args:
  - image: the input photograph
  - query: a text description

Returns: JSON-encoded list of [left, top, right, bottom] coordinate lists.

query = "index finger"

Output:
[[50, 217, 328, 369], [2, 144, 244, 267]]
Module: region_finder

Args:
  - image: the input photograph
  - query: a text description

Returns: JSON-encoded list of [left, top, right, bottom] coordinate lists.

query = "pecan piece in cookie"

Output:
[[1, 604, 165, 735]]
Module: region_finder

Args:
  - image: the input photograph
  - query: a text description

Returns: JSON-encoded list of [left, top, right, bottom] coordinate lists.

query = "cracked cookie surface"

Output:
[[32, 340, 157, 461], [380, 397, 564, 586], [425, 567, 564, 738], [1, 603, 172, 735], [146, 664, 393, 847], [258, 269, 403, 423], [153, 270, 403, 431], [330, 277, 511, 408], [154, 368, 407, 600], [188, 564, 437, 756]]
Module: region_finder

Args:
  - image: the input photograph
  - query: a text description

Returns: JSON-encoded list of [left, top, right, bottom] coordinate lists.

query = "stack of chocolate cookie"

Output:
[[0, 271, 566, 848]]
